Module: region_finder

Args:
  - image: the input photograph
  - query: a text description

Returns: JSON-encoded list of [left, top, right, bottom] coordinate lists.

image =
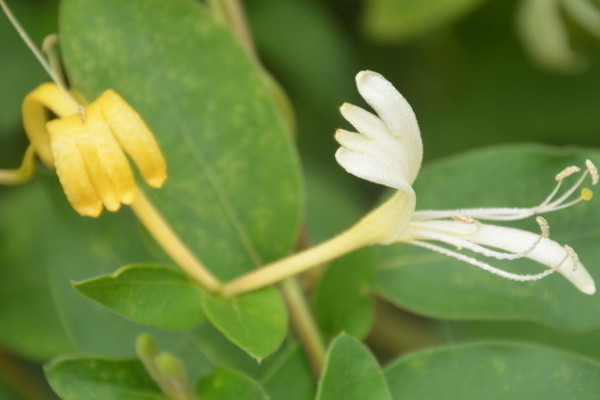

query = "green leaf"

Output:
[[362, 0, 486, 42], [197, 366, 269, 400], [316, 334, 392, 400], [312, 249, 375, 339], [260, 343, 316, 400], [45, 357, 165, 400], [374, 145, 600, 330], [385, 342, 600, 399], [201, 288, 288, 361], [59, 0, 303, 281], [74, 265, 204, 331], [448, 320, 600, 362]]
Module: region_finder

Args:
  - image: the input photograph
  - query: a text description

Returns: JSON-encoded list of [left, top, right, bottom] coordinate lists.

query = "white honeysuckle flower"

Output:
[[336, 70, 597, 295], [335, 71, 422, 193]]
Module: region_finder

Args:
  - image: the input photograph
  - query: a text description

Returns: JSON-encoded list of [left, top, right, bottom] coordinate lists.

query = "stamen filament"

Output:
[[409, 240, 559, 282]]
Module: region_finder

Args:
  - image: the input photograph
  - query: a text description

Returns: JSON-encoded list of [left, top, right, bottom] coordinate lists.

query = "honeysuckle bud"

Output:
[[19, 82, 167, 217], [336, 70, 597, 295]]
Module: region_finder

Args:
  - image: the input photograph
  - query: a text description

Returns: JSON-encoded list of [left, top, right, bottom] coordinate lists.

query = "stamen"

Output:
[[414, 160, 596, 223], [555, 166, 580, 181], [535, 216, 550, 238], [410, 240, 558, 282], [452, 215, 476, 224], [586, 159, 599, 185], [563, 244, 580, 271], [409, 219, 549, 262]]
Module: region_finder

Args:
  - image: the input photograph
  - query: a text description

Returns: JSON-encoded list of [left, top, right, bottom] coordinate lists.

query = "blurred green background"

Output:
[[2, 0, 600, 398]]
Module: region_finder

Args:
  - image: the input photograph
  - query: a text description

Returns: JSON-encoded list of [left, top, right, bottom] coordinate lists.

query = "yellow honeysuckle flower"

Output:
[[7, 82, 167, 217]]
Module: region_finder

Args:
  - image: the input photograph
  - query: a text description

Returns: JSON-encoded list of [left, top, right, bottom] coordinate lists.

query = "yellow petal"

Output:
[[22, 83, 80, 168], [97, 90, 167, 188], [82, 101, 137, 208], [46, 115, 102, 217]]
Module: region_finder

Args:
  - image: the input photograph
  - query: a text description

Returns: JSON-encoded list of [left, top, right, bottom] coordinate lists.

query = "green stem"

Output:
[[281, 278, 326, 375], [130, 187, 222, 293], [221, 191, 414, 297]]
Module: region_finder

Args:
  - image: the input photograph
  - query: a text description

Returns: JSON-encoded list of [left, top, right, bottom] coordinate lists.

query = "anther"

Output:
[[535, 216, 550, 238], [585, 159, 599, 185], [555, 166, 580, 181], [564, 245, 580, 271], [452, 215, 476, 224]]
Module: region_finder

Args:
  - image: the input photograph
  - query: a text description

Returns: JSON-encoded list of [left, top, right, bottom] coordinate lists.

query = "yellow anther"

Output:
[[581, 188, 594, 201], [535, 216, 550, 238], [555, 165, 581, 181], [563, 245, 580, 272]]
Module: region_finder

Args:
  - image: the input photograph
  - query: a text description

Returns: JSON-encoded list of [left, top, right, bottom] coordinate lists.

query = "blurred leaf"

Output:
[[385, 342, 600, 399], [59, 0, 302, 281], [45, 357, 165, 400], [74, 265, 204, 331], [0, 181, 72, 360], [316, 334, 392, 400], [313, 249, 375, 339], [197, 366, 269, 400], [374, 145, 600, 330], [201, 288, 288, 361], [303, 164, 370, 244], [246, 0, 357, 163], [448, 320, 600, 362], [259, 343, 315, 400], [362, 0, 486, 42]]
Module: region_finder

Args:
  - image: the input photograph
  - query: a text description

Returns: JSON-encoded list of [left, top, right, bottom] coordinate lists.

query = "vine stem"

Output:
[[281, 278, 326, 375], [130, 187, 222, 293]]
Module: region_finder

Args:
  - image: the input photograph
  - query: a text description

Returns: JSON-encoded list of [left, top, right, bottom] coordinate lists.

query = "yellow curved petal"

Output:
[[97, 90, 167, 188], [46, 115, 102, 217], [82, 102, 137, 208], [22, 82, 80, 168]]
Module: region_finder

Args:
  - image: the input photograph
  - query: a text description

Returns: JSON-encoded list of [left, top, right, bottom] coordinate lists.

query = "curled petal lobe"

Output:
[[98, 90, 167, 188], [21, 83, 78, 167], [47, 115, 103, 217], [336, 71, 422, 190]]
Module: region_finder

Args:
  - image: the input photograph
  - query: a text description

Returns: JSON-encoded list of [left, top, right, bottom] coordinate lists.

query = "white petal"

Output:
[[335, 71, 423, 189], [355, 71, 422, 182], [446, 222, 595, 294], [339, 103, 390, 141]]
